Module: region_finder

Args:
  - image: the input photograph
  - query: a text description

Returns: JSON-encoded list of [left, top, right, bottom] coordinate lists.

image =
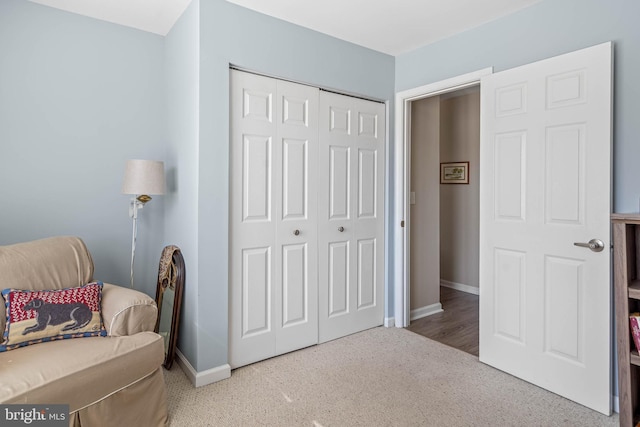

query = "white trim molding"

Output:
[[384, 317, 395, 327], [176, 349, 231, 388], [441, 280, 480, 296], [410, 303, 443, 321], [393, 67, 493, 329]]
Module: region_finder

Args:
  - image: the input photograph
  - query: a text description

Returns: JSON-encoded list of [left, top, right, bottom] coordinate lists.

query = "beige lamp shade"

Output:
[[122, 159, 166, 195]]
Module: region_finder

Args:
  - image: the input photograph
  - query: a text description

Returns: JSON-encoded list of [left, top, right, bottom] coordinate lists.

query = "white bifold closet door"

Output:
[[230, 71, 319, 368], [229, 70, 384, 369], [317, 91, 385, 343]]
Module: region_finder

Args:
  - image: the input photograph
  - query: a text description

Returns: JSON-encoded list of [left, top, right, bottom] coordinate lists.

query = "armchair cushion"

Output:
[[1, 282, 107, 352], [0, 331, 164, 410]]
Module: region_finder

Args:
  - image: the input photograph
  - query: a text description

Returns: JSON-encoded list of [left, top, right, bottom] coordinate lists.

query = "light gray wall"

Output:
[[0, 0, 166, 297], [164, 0, 201, 368], [396, 0, 640, 213], [440, 91, 480, 289], [0, 0, 394, 375], [410, 97, 441, 311]]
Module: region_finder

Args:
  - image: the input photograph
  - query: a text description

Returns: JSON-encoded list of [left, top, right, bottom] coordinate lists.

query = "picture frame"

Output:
[[440, 161, 469, 184]]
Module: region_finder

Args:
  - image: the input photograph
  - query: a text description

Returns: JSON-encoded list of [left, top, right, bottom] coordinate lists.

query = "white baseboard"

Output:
[[441, 279, 480, 296], [384, 317, 395, 327], [175, 349, 231, 388], [410, 302, 443, 321]]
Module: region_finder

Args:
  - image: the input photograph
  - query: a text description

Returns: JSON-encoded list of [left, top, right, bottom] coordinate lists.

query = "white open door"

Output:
[[479, 42, 612, 414]]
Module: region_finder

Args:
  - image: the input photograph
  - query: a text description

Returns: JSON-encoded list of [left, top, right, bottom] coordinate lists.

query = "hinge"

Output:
[[401, 220, 405, 228]]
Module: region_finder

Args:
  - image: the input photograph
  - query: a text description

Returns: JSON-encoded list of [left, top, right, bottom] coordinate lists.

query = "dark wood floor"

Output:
[[407, 286, 479, 357]]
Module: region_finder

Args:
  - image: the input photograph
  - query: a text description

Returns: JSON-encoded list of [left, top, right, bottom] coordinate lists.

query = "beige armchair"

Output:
[[0, 236, 169, 426]]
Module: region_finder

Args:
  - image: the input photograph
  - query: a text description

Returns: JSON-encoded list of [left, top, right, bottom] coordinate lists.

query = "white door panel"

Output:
[[319, 91, 385, 343], [230, 72, 278, 368], [274, 79, 319, 356], [480, 42, 612, 414], [357, 238, 376, 309], [328, 241, 349, 317], [230, 71, 318, 368], [242, 135, 272, 222], [329, 146, 351, 220], [241, 247, 271, 336]]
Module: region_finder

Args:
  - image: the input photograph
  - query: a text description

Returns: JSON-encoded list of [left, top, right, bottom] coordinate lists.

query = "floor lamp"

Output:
[[122, 159, 165, 288]]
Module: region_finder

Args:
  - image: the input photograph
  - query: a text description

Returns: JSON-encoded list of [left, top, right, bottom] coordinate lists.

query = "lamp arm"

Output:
[[129, 197, 143, 288]]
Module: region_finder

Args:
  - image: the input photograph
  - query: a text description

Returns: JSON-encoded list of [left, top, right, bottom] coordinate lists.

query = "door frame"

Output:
[[393, 67, 493, 328]]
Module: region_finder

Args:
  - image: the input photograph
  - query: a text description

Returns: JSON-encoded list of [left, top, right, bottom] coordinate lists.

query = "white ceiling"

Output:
[[29, 0, 192, 36], [29, 0, 543, 55], [225, 0, 542, 55]]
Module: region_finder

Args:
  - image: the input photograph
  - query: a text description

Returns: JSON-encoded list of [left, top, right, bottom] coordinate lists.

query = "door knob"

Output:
[[573, 239, 605, 252], [293, 229, 300, 236], [338, 226, 345, 232]]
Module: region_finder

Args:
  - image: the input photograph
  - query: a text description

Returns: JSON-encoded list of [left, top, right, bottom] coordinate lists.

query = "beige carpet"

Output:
[[164, 327, 617, 426]]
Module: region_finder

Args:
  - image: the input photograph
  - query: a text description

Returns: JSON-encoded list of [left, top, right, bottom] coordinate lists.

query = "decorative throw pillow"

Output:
[[0, 281, 107, 352]]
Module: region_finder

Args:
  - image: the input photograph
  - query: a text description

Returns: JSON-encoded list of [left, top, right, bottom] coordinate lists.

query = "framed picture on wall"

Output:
[[440, 161, 469, 184]]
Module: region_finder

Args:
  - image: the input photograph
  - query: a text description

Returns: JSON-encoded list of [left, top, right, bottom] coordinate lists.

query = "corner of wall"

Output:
[[176, 349, 231, 387]]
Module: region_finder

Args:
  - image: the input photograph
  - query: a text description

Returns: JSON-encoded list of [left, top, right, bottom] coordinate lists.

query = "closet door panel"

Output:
[[358, 148, 377, 219], [230, 71, 278, 368], [319, 91, 385, 343], [328, 240, 350, 317], [242, 247, 272, 336], [329, 146, 351, 219], [242, 135, 272, 222], [357, 238, 376, 309], [274, 80, 319, 355], [281, 242, 307, 326], [282, 138, 307, 220]]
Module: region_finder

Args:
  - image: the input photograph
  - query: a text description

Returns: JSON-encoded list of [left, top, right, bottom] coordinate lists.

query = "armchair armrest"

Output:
[[101, 283, 158, 336]]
